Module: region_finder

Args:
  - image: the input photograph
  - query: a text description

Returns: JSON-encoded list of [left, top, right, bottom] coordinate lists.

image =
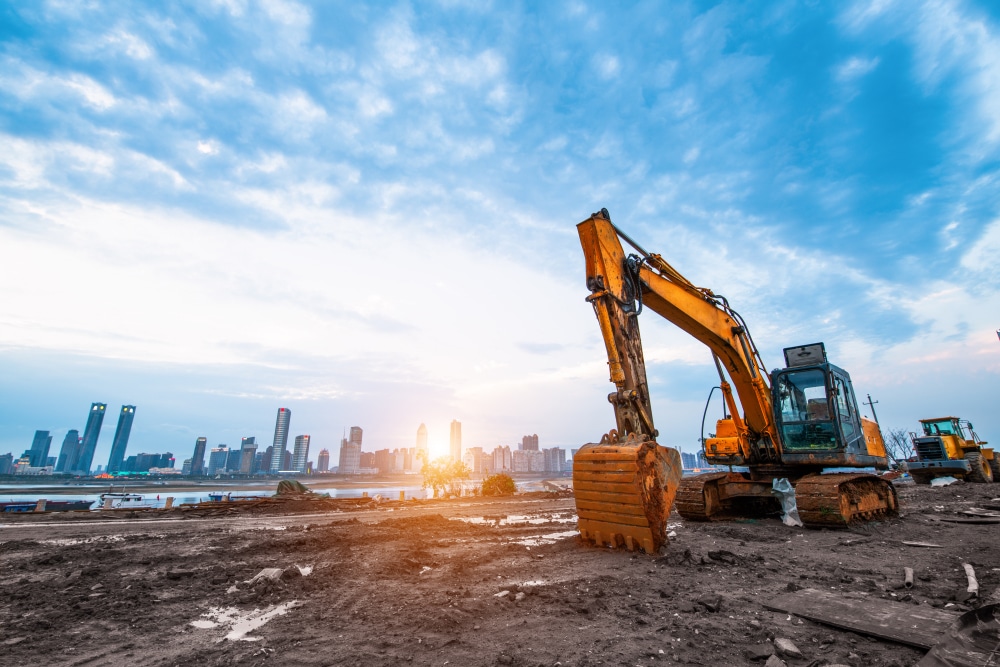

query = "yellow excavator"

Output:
[[572, 209, 899, 553]]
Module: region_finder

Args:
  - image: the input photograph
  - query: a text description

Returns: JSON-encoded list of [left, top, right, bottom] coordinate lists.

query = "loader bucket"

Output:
[[573, 436, 682, 553]]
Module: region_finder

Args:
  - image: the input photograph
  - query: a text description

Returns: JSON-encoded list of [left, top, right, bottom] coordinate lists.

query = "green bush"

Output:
[[481, 473, 517, 497]]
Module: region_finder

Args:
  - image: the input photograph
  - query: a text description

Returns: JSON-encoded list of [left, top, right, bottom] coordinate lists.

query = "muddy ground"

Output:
[[1, 480, 998, 667]]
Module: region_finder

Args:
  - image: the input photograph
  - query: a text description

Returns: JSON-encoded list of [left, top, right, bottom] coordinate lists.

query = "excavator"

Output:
[[572, 209, 899, 553]]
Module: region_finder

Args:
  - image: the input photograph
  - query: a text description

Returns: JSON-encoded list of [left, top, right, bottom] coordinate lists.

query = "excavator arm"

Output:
[[578, 209, 780, 465]]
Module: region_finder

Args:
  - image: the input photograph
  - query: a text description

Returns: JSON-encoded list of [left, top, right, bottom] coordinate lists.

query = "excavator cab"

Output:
[[771, 343, 888, 469]]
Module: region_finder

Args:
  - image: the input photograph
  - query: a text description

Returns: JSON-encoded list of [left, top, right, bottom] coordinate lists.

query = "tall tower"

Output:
[[317, 448, 330, 472], [75, 403, 107, 474], [416, 423, 428, 463], [269, 407, 292, 472], [449, 420, 462, 463], [55, 430, 80, 472], [28, 430, 53, 467], [239, 437, 258, 474], [106, 405, 136, 474], [190, 437, 208, 475], [292, 435, 311, 473], [349, 426, 363, 447]]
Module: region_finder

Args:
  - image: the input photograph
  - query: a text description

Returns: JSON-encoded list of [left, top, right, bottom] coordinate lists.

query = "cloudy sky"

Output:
[[1, 0, 999, 468]]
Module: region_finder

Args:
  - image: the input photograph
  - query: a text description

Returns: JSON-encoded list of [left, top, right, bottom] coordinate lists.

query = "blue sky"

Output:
[[1, 0, 998, 467]]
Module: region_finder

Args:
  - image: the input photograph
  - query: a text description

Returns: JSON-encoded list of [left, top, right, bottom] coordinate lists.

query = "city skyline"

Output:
[[1, 2, 998, 461], [0, 396, 799, 476]]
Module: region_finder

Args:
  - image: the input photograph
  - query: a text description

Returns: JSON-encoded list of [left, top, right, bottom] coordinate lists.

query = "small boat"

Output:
[[99, 489, 146, 508], [0, 500, 94, 513]]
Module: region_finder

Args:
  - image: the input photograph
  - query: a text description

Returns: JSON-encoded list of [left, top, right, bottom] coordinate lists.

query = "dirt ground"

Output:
[[1, 479, 998, 667]]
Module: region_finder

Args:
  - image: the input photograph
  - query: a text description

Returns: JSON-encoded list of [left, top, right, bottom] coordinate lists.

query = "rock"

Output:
[[497, 655, 513, 665], [774, 638, 803, 658], [785, 582, 803, 592], [695, 593, 722, 612], [743, 644, 774, 661], [764, 656, 786, 667], [514, 591, 526, 602]]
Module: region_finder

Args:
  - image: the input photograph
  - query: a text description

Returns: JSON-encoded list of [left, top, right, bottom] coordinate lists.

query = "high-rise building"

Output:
[[463, 446, 486, 474], [349, 426, 363, 447], [225, 447, 242, 472], [0, 453, 13, 475], [338, 436, 361, 474], [450, 420, 462, 462], [240, 437, 258, 474], [543, 447, 566, 473], [681, 450, 698, 469], [181, 458, 193, 475], [75, 403, 107, 474], [208, 446, 229, 476], [491, 445, 512, 472], [317, 448, 330, 472], [106, 405, 136, 474], [520, 434, 539, 451], [416, 423, 428, 464], [28, 430, 52, 468], [190, 437, 208, 475], [292, 435, 310, 473], [55, 430, 81, 472], [269, 408, 291, 472]]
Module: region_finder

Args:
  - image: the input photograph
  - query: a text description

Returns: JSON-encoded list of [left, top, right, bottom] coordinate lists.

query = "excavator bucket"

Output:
[[573, 436, 682, 553]]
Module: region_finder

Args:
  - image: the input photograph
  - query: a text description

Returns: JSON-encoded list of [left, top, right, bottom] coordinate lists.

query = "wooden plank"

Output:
[[764, 589, 958, 649]]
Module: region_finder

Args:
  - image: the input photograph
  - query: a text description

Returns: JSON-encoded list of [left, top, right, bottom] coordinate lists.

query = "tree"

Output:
[[481, 473, 517, 497], [883, 427, 914, 463], [421, 456, 471, 498]]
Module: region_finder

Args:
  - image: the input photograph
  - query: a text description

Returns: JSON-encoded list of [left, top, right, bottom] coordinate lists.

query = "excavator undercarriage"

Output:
[[675, 471, 898, 528]]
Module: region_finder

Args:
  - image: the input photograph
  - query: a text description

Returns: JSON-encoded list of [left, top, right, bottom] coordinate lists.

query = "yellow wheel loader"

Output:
[[904, 417, 995, 484], [573, 209, 898, 553]]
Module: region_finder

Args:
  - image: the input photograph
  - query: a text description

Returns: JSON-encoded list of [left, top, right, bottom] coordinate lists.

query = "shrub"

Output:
[[481, 473, 517, 497]]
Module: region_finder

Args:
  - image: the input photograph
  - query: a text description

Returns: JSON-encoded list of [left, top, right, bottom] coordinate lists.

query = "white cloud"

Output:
[[593, 53, 620, 80], [960, 218, 1000, 275], [835, 55, 880, 82], [101, 29, 154, 60], [197, 140, 220, 155]]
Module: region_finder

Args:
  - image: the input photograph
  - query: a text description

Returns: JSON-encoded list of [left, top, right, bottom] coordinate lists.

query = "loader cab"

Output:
[[770, 343, 877, 466]]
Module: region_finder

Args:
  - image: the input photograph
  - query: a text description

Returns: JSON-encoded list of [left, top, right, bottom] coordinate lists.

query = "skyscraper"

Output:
[[208, 446, 229, 476], [75, 403, 107, 474], [317, 448, 330, 472], [449, 420, 462, 463], [520, 434, 539, 451], [416, 423, 428, 463], [349, 426, 363, 447], [269, 408, 291, 472], [55, 430, 80, 472], [106, 405, 136, 474], [190, 437, 208, 475], [292, 435, 311, 473], [28, 430, 52, 468], [239, 437, 258, 474], [338, 434, 361, 474]]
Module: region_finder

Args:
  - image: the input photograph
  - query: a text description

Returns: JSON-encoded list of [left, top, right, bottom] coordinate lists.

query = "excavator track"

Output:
[[794, 473, 898, 527], [674, 472, 732, 521]]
